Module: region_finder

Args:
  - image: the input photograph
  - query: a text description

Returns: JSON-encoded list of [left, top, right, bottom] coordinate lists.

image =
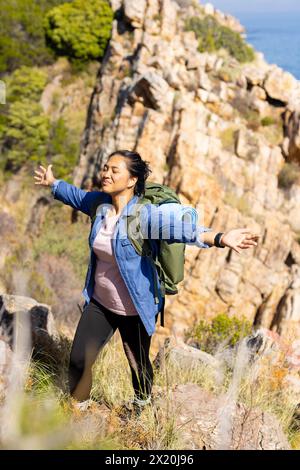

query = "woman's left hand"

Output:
[[220, 228, 260, 254]]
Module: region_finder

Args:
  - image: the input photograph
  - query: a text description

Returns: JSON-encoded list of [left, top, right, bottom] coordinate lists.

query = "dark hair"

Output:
[[107, 149, 152, 197]]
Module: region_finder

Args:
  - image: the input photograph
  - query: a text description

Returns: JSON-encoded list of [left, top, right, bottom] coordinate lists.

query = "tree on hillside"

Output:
[[44, 0, 113, 63], [0, 0, 72, 75]]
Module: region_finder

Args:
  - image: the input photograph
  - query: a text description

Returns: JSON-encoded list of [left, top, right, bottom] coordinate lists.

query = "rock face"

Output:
[[283, 107, 300, 163], [153, 383, 291, 450], [270, 265, 300, 335], [68, 0, 300, 344], [1, 0, 299, 349], [264, 67, 299, 105], [0, 294, 62, 400], [0, 294, 59, 357]]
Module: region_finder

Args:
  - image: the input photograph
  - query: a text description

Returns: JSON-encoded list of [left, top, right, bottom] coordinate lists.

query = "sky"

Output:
[[208, 0, 300, 14]]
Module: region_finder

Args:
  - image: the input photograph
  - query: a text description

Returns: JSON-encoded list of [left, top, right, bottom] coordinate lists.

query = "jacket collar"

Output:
[[102, 193, 140, 218]]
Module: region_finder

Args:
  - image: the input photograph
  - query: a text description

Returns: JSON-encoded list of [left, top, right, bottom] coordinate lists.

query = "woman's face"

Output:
[[100, 154, 137, 195]]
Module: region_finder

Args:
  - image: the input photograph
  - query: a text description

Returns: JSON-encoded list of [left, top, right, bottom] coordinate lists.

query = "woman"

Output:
[[34, 149, 259, 417]]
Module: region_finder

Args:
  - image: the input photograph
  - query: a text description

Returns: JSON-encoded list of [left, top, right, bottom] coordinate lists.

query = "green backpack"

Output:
[[90, 182, 186, 327]]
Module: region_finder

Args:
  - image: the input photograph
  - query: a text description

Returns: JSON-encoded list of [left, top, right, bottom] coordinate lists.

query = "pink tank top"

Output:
[[92, 213, 139, 316]]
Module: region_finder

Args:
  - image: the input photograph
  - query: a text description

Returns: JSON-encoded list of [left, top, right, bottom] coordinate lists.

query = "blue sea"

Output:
[[233, 11, 300, 80]]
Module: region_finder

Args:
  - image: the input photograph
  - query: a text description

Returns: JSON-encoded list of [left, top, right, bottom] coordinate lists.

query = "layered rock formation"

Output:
[[0, 294, 61, 364], [153, 383, 291, 449], [68, 0, 300, 343]]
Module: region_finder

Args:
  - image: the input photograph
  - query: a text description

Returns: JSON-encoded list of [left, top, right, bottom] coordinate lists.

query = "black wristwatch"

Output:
[[214, 232, 225, 248]]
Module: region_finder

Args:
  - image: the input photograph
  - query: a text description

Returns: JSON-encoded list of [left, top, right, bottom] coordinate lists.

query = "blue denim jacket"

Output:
[[50, 180, 213, 336]]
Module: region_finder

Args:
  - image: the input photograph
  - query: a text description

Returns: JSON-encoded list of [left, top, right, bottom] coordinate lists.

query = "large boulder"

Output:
[[128, 70, 173, 111], [123, 0, 146, 28], [243, 63, 269, 87], [0, 294, 59, 361], [153, 383, 291, 450], [153, 335, 221, 372], [160, 0, 180, 41], [269, 265, 300, 337], [264, 67, 298, 104], [234, 128, 260, 161]]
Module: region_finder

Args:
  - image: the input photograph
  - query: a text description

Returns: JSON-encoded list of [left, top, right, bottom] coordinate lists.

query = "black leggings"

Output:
[[68, 296, 159, 401]]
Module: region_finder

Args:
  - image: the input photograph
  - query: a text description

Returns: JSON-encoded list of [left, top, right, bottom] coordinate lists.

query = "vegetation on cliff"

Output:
[[44, 0, 113, 63], [0, 0, 113, 74], [1, 66, 49, 172], [184, 15, 255, 63], [0, 0, 113, 177], [0, 0, 70, 74], [184, 313, 252, 354]]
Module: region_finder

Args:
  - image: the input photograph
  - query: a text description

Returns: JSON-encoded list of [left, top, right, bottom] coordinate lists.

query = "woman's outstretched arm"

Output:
[[137, 203, 260, 253], [33, 164, 108, 216], [198, 228, 259, 253]]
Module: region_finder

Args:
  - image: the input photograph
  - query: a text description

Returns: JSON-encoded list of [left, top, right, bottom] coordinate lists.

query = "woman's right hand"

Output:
[[34, 164, 56, 187]]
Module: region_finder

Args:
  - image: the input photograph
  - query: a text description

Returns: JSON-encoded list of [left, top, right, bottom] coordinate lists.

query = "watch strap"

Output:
[[214, 232, 225, 248]]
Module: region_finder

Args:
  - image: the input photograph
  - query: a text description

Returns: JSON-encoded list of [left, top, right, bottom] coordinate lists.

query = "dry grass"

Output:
[[0, 322, 299, 450]]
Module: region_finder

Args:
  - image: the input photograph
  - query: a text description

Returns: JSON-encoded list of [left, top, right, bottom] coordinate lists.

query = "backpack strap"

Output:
[[144, 240, 166, 328], [160, 295, 165, 328], [125, 214, 166, 326], [90, 194, 106, 226]]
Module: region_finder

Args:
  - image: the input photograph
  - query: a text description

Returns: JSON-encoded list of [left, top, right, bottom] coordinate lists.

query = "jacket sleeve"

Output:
[[138, 203, 213, 248], [50, 179, 107, 217]]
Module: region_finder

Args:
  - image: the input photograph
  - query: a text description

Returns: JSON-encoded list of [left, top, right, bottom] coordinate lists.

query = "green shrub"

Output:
[[1, 64, 83, 175], [0, 66, 49, 170], [0, 112, 7, 141], [184, 313, 252, 354], [184, 15, 255, 63], [3, 100, 50, 171], [261, 116, 276, 126], [48, 117, 79, 181], [278, 162, 300, 189], [7, 65, 48, 102], [0, 0, 70, 74], [44, 0, 113, 62]]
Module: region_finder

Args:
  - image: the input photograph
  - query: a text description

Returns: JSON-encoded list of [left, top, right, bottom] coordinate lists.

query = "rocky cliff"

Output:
[[1, 0, 300, 347], [1, 0, 300, 450], [68, 0, 300, 343]]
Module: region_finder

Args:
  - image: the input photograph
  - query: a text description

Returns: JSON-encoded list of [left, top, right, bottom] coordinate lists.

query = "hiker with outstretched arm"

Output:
[[34, 150, 259, 419]]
